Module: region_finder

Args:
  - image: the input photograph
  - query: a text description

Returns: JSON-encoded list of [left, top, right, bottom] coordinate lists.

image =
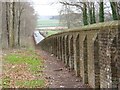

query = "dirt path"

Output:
[[36, 48, 90, 88]]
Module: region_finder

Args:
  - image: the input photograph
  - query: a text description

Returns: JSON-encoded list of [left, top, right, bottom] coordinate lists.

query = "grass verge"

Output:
[[16, 80, 45, 88], [2, 49, 45, 88]]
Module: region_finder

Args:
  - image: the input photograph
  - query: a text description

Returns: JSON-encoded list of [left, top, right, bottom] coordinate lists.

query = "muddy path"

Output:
[[36, 48, 90, 88]]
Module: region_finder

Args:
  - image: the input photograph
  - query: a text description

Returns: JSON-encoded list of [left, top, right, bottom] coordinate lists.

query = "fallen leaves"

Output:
[[2, 49, 46, 88]]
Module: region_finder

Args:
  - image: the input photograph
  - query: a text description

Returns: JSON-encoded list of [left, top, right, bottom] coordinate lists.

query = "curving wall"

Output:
[[39, 21, 120, 88]]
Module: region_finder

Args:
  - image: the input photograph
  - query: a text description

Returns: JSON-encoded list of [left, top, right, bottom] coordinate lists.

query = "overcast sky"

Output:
[[32, 0, 60, 16]]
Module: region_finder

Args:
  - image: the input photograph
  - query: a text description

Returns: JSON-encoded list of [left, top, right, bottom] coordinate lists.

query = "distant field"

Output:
[[37, 19, 65, 36], [37, 19, 62, 28], [47, 30, 61, 36]]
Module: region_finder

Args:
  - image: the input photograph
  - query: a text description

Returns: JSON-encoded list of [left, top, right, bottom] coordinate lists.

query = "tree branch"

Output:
[[59, 1, 83, 10]]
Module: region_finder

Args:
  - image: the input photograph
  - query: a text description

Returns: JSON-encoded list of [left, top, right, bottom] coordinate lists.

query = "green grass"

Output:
[[3, 50, 45, 88], [47, 31, 60, 36], [37, 19, 59, 28], [2, 76, 11, 88], [16, 80, 45, 88], [4, 51, 42, 73]]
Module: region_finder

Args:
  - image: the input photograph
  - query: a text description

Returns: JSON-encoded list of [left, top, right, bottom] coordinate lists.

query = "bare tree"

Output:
[[99, 0, 104, 22], [2, 2, 37, 48], [16, 2, 25, 47], [59, 0, 119, 27], [110, 1, 119, 20], [0, 1, 2, 48], [88, 2, 96, 24], [5, 2, 10, 46], [59, 1, 89, 26]]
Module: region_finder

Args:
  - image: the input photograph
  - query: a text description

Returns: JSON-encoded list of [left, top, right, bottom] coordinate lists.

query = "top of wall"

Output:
[[43, 20, 119, 39]]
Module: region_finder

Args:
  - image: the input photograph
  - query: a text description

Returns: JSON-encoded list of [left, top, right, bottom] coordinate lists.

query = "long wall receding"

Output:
[[39, 21, 120, 88]]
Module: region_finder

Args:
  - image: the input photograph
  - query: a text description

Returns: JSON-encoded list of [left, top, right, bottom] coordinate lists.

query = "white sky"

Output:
[[31, 0, 115, 16], [32, 0, 60, 16]]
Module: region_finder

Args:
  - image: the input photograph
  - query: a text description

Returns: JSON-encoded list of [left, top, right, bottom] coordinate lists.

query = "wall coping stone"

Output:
[[41, 20, 119, 41]]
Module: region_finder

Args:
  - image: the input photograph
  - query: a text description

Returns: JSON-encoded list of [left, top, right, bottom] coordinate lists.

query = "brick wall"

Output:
[[39, 21, 119, 88]]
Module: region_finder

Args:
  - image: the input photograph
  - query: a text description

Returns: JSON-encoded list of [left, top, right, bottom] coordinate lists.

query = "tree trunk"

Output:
[[5, 2, 10, 46], [83, 3, 88, 25], [99, 0, 104, 22], [66, 5, 71, 29], [18, 2, 21, 47], [9, 2, 15, 48], [118, 2, 120, 19], [88, 2, 93, 24], [88, 2, 96, 24], [18, 14, 21, 46], [110, 2, 118, 20], [12, 2, 15, 47], [92, 3, 96, 23]]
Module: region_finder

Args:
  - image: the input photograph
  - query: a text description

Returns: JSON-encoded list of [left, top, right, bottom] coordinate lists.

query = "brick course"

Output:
[[39, 21, 119, 88]]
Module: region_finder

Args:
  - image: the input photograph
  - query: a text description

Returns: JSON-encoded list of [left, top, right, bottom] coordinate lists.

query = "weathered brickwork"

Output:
[[39, 21, 119, 88], [99, 28, 119, 88]]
